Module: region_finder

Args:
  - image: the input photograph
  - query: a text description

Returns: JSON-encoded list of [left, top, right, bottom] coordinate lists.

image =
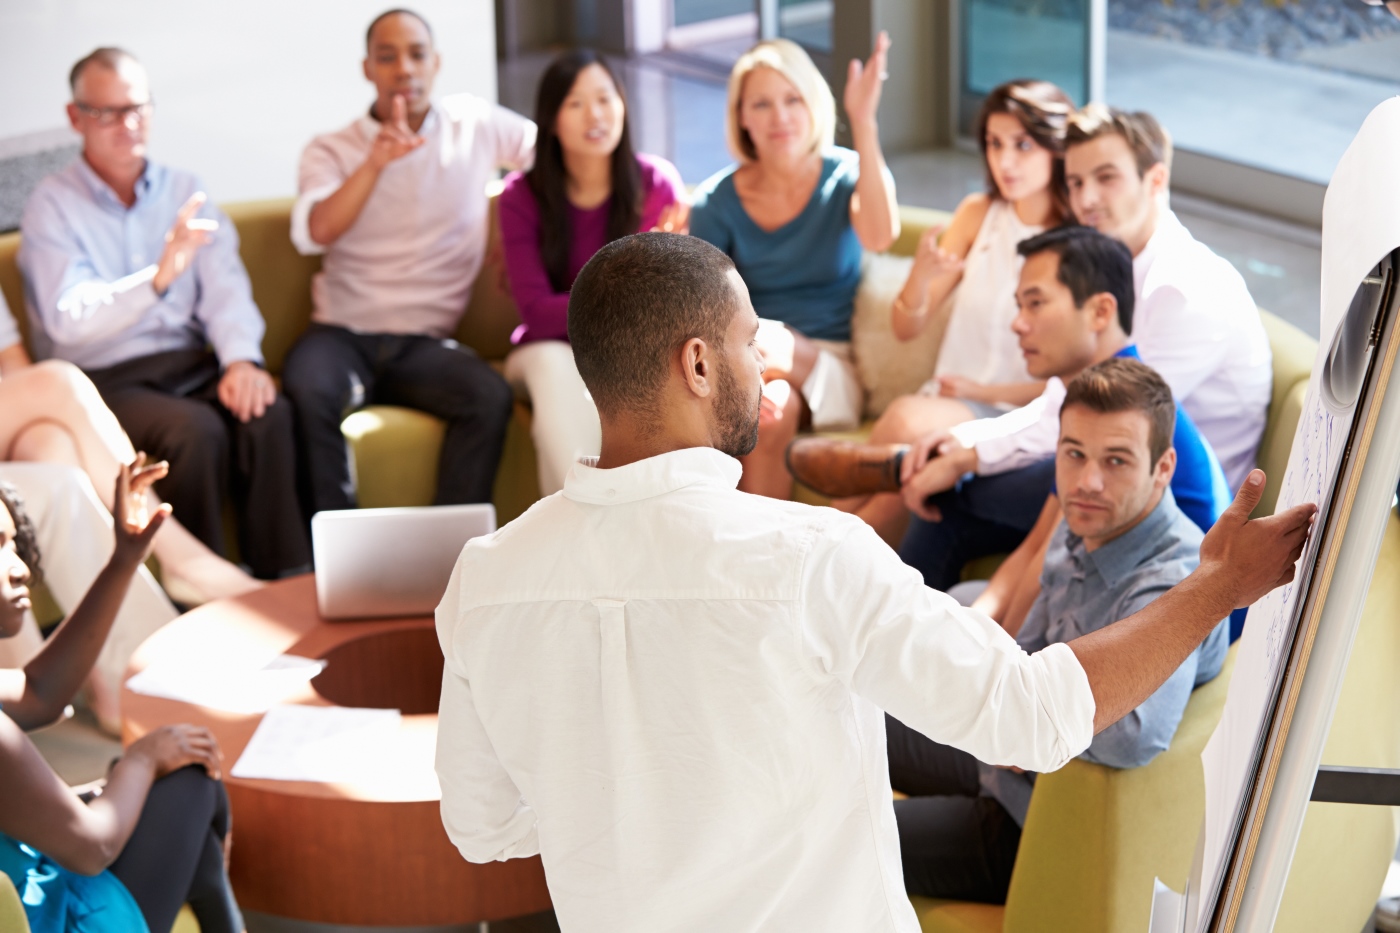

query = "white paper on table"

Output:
[[1194, 96, 1400, 925], [125, 654, 327, 715], [230, 704, 401, 783]]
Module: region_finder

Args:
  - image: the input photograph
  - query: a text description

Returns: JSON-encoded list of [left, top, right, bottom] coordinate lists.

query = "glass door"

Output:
[[958, 0, 1104, 135]]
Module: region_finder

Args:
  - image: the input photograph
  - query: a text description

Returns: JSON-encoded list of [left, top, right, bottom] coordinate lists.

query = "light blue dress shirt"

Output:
[[18, 158, 265, 371], [979, 489, 1229, 825]]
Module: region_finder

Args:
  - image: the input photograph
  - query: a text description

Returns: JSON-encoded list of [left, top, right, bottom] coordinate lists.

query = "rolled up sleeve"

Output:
[[801, 517, 1096, 773], [291, 139, 349, 256], [435, 563, 540, 863]]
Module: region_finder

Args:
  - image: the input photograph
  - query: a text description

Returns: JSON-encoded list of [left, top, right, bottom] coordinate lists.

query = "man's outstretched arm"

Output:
[[1070, 470, 1315, 734]]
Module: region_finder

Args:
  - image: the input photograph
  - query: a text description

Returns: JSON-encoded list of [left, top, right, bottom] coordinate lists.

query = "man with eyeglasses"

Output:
[[18, 47, 310, 581]]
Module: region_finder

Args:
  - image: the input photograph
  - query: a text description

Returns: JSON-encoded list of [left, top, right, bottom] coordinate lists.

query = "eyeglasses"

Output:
[[73, 99, 154, 126]]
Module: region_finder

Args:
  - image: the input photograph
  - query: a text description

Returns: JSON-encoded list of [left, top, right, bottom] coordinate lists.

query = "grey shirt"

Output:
[[980, 488, 1229, 824]]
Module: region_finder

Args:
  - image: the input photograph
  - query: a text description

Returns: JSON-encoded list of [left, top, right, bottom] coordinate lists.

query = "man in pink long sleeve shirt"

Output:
[[281, 9, 536, 514]]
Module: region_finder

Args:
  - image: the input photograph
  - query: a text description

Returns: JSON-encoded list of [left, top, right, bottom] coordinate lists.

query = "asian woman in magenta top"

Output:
[[499, 50, 685, 496], [690, 35, 899, 499]]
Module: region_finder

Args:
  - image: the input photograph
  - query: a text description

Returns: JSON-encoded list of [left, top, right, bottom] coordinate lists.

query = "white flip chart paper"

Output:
[[1194, 96, 1400, 929]]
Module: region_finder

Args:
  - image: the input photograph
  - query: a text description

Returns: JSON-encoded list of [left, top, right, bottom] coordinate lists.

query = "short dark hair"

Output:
[[1066, 104, 1172, 176], [366, 8, 434, 49], [1062, 357, 1176, 464], [568, 233, 738, 420], [1017, 225, 1135, 335], [0, 482, 43, 587], [69, 47, 139, 95]]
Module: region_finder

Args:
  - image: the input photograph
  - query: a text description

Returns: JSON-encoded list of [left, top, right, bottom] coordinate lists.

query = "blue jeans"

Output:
[[898, 460, 1057, 592]]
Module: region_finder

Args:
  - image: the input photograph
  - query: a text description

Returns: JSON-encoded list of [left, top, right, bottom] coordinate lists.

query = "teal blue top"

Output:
[[689, 148, 864, 342], [0, 828, 147, 932]]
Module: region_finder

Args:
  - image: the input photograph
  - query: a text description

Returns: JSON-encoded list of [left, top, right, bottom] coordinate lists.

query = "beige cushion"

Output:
[[851, 252, 949, 419]]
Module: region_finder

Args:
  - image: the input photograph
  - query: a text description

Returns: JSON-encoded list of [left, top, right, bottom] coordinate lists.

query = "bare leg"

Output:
[[0, 361, 259, 604], [738, 380, 805, 500], [834, 394, 978, 545]]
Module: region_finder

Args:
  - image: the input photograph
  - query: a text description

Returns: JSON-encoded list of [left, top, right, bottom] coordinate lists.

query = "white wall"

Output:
[[0, 0, 498, 202]]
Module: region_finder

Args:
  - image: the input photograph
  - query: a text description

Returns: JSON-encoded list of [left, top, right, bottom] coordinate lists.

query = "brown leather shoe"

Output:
[[785, 438, 908, 498]]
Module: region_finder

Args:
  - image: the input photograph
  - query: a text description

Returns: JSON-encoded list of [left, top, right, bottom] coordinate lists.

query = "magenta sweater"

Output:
[[499, 153, 684, 344]]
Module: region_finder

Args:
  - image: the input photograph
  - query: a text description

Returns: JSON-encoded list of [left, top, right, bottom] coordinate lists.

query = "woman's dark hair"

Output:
[[977, 79, 1074, 222], [527, 50, 643, 293], [0, 481, 42, 586]]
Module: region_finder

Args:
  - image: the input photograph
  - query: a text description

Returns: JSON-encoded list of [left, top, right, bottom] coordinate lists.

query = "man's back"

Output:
[[435, 449, 1097, 932]]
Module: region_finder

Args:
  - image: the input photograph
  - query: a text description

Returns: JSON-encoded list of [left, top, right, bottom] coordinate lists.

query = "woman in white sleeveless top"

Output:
[[839, 79, 1073, 538]]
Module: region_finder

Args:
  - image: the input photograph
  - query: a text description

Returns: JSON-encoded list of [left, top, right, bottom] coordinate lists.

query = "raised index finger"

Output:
[[177, 191, 207, 226], [391, 94, 408, 130], [871, 30, 891, 68]]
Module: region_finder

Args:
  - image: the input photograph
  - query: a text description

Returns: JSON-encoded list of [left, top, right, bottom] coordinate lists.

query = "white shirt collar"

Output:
[[563, 446, 742, 506]]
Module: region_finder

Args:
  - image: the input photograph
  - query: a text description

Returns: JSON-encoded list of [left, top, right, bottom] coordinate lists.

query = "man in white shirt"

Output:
[[1063, 105, 1271, 491], [283, 9, 536, 514], [434, 232, 1314, 932]]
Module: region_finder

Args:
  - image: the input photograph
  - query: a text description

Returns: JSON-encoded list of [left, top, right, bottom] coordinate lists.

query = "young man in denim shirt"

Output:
[[887, 357, 1229, 904]]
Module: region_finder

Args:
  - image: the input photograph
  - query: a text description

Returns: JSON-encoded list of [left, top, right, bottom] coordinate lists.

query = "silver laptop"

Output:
[[312, 504, 496, 620]]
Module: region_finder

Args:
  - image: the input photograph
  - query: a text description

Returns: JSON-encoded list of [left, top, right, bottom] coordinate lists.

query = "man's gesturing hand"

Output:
[[1199, 469, 1317, 610], [153, 192, 218, 296], [367, 94, 425, 170], [218, 360, 277, 423]]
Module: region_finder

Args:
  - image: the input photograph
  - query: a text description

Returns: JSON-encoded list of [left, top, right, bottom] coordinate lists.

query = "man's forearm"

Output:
[[306, 161, 382, 246], [1069, 567, 1233, 733]]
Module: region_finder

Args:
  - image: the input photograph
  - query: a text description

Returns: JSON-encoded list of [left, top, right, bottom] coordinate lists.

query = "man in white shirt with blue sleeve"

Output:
[[434, 233, 1314, 933]]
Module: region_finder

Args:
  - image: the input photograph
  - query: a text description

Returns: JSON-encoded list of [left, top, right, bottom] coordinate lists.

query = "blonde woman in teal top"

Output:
[[690, 35, 899, 499]]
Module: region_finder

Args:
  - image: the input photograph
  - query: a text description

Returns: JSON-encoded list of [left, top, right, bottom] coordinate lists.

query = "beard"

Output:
[[714, 356, 762, 458]]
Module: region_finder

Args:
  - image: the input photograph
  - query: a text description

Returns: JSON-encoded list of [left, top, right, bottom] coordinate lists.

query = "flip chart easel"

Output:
[[1149, 96, 1400, 933]]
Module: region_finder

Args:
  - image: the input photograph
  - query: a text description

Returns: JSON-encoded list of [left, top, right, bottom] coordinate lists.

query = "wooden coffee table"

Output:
[[121, 575, 552, 927]]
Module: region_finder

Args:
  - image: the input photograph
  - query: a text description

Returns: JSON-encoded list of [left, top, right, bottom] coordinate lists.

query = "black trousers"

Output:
[[887, 715, 1022, 904], [86, 348, 310, 579], [897, 459, 1057, 591], [108, 767, 242, 933], [280, 323, 514, 514]]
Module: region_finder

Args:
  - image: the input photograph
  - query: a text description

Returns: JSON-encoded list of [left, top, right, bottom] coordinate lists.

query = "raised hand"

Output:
[[1199, 470, 1317, 609], [844, 31, 891, 130], [217, 360, 277, 424], [153, 192, 218, 295], [111, 454, 172, 570], [127, 723, 223, 780], [367, 94, 425, 171]]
